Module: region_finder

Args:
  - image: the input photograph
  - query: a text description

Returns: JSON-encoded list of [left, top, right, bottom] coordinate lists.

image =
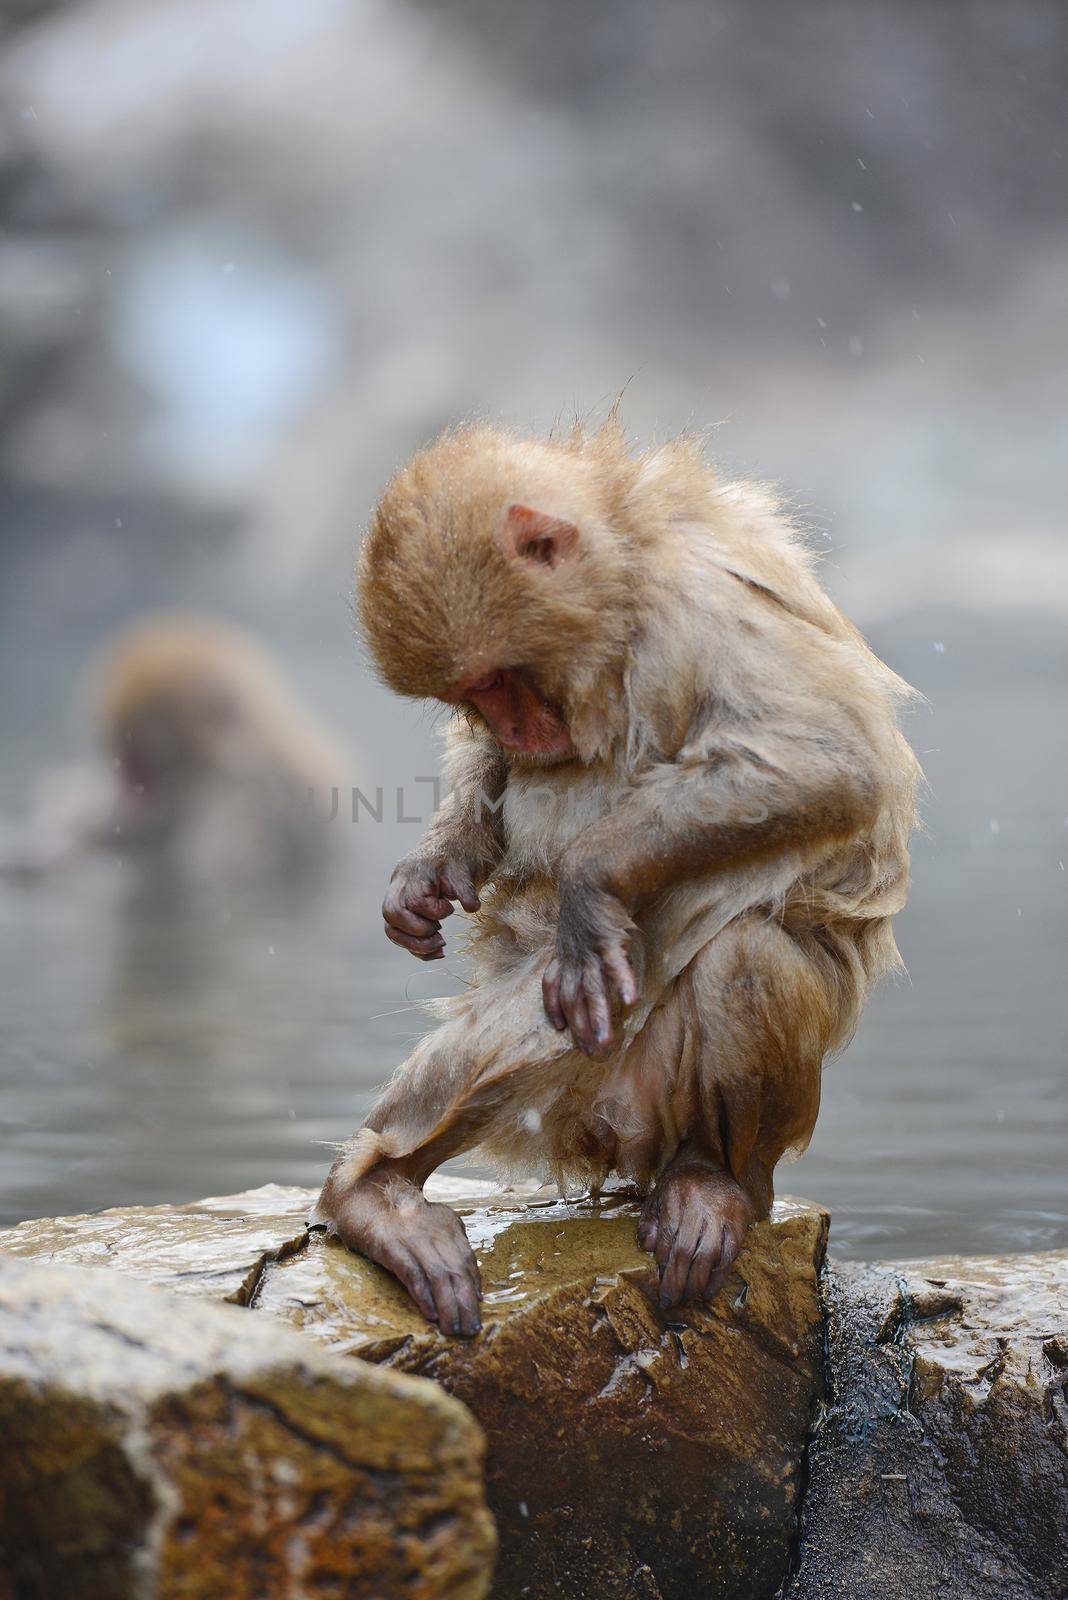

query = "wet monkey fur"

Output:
[[313, 422, 920, 1335]]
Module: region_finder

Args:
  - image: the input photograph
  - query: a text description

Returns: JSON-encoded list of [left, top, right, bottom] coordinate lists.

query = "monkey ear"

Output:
[[499, 504, 579, 569]]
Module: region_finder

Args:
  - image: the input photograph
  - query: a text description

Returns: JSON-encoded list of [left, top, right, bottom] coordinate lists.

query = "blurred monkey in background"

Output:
[[1, 616, 350, 888], [314, 420, 920, 1335]]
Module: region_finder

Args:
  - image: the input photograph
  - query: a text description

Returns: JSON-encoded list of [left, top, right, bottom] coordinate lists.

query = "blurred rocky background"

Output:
[[0, 0, 1064, 1250]]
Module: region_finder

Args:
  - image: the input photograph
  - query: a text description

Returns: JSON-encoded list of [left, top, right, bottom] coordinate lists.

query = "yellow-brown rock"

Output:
[[0, 1180, 829, 1598], [5, 1184, 1064, 1598], [0, 1254, 495, 1600], [254, 1189, 830, 1600]]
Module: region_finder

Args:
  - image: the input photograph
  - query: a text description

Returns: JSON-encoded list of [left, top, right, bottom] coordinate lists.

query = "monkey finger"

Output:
[[658, 1254, 692, 1310], [565, 988, 596, 1056], [542, 961, 567, 1030], [438, 1236, 483, 1303], [681, 1227, 719, 1304], [557, 965, 588, 1047], [383, 899, 442, 939], [428, 1268, 464, 1337], [385, 924, 445, 959], [439, 871, 481, 914], [650, 1217, 677, 1269], [702, 1222, 749, 1304], [408, 892, 455, 919], [584, 968, 615, 1053], [636, 1209, 659, 1255], [384, 922, 443, 950], [603, 944, 638, 1011], [702, 1255, 739, 1305]]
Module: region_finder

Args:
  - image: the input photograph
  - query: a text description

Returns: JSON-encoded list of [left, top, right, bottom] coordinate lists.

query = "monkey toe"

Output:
[[657, 1226, 704, 1309], [413, 1206, 483, 1336], [701, 1219, 748, 1303], [426, 1266, 481, 1338], [636, 1195, 660, 1253], [383, 1244, 438, 1324]]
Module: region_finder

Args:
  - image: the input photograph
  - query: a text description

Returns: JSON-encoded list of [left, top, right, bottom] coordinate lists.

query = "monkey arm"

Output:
[[544, 716, 883, 1054], [566, 722, 882, 909], [422, 722, 509, 882], [382, 724, 508, 961]]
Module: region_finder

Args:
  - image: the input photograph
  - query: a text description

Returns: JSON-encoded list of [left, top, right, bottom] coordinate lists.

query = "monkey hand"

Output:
[[382, 851, 481, 960], [543, 873, 638, 1056]]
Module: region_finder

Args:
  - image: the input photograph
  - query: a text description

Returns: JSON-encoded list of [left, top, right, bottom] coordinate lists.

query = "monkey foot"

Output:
[[318, 1168, 482, 1337], [637, 1163, 755, 1310]]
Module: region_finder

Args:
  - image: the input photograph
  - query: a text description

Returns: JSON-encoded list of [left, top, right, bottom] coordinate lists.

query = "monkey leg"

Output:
[[623, 914, 837, 1309], [312, 961, 576, 1335], [314, 916, 839, 1326]]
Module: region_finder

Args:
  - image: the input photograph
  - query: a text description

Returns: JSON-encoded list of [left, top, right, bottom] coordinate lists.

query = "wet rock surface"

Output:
[[0, 1181, 313, 1302], [1, 1181, 830, 1600], [256, 1189, 831, 1600], [0, 1252, 495, 1600], [6, 1184, 1062, 1600], [788, 1253, 1068, 1600], [0, 1177, 496, 1304]]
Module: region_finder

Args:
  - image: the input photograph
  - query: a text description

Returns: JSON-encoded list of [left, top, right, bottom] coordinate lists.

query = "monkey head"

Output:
[[91, 619, 293, 835], [357, 427, 636, 764]]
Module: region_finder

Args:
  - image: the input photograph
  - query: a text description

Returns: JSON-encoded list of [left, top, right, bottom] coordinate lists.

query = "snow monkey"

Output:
[[1, 617, 348, 886], [313, 422, 920, 1336]]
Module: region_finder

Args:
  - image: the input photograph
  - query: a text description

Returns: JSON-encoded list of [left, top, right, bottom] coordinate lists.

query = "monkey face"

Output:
[[113, 687, 241, 794], [114, 705, 199, 796], [455, 668, 576, 762]]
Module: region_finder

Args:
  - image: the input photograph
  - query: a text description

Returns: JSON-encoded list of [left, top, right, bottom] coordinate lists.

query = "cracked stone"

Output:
[[787, 1252, 1068, 1600], [0, 1252, 495, 1600]]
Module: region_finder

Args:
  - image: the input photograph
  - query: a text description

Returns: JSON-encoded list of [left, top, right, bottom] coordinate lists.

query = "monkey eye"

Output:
[[464, 671, 505, 694]]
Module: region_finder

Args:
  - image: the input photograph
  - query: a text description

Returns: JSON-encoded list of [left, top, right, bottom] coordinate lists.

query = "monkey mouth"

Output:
[[457, 667, 576, 762]]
